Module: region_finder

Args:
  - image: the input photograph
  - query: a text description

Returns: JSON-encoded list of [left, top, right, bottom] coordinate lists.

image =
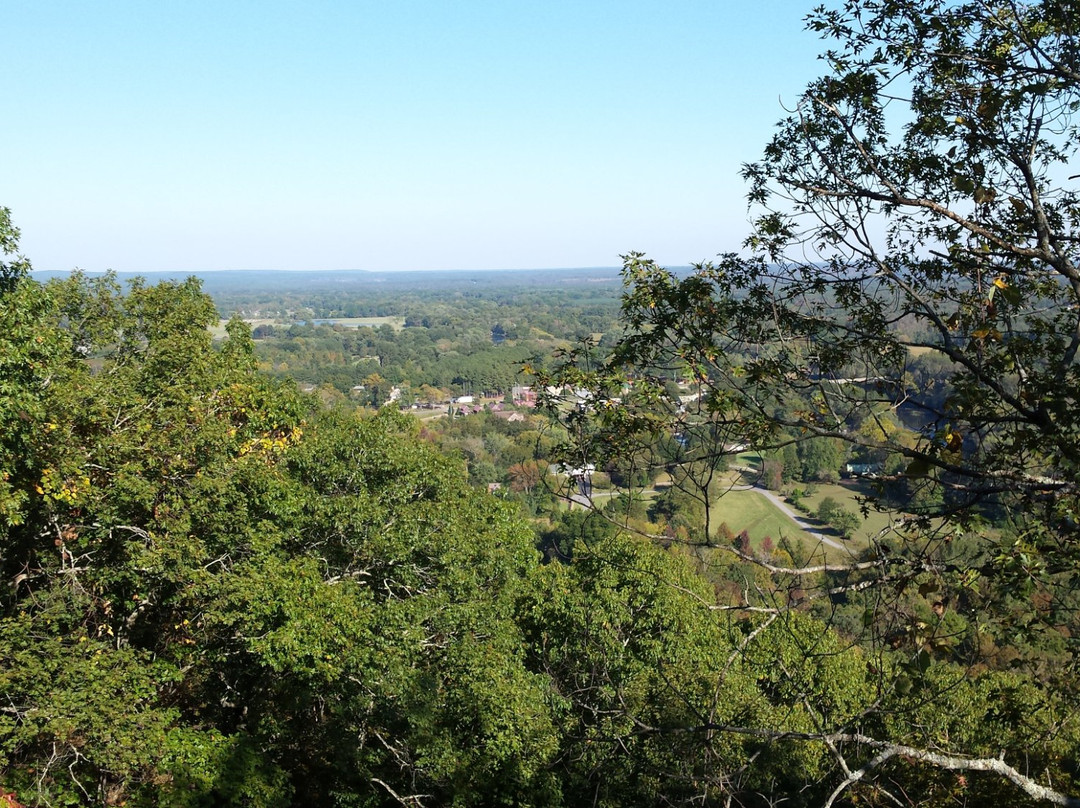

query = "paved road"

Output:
[[728, 466, 850, 553], [568, 468, 852, 554], [750, 486, 849, 552]]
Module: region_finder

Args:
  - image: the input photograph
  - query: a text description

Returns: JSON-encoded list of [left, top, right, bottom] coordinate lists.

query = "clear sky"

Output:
[[5, 1, 824, 272]]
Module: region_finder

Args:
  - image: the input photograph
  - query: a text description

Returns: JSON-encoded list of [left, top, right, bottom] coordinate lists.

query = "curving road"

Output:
[[728, 467, 850, 553], [567, 468, 854, 554], [749, 485, 849, 552]]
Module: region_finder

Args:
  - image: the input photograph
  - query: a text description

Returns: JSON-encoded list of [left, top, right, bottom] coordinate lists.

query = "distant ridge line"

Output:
[[29, 265, 697, 293]]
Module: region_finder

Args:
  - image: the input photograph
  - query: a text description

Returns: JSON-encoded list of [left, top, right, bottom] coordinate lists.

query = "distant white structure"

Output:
[[454, 395, 475, 404]]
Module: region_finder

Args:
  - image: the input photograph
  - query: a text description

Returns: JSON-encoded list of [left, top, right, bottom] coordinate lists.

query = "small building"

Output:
[[511, 386, 537, 407]]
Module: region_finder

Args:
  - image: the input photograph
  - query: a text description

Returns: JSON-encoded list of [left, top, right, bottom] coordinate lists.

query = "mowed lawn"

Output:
[[798, 481, 897, 544], [708, 489, 816, 546], [310, 316, 405, 329], [733, 454, 901, 547]]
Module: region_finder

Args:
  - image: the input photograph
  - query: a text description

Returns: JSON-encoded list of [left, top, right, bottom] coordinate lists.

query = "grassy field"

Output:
[[797, 481, 896, 543], [735, 451, 764, 467], [211, 315, 405, 337], [731, 452, 897, 543], [566, 464, 875, 560], [308, 316, 405, 329], [708, 488, 817, 546], [710, 484, 880, 562]]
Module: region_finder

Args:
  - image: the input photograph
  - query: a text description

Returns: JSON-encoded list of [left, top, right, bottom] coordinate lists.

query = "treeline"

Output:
[[237, 287, 623, 400]]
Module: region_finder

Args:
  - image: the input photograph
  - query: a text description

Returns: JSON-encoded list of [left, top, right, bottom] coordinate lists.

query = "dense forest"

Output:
[[6, 1, 1080, 806], [240, 282, 624, 403]]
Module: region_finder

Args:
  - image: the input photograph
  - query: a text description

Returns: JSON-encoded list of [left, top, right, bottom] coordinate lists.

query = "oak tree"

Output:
[[540, 1, 1080, 803]]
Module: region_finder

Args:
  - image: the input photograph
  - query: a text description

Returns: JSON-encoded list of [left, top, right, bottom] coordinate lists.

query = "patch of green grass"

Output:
[[211, 315, 405, 338], [709, 489, 815, 546], [735, 451, 763, 468], [795, 481, 895, 544], [316, 316, 405, 329]]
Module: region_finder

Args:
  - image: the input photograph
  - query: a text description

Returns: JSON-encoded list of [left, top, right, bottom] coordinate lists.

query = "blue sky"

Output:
[[5, 1, 823, 272]]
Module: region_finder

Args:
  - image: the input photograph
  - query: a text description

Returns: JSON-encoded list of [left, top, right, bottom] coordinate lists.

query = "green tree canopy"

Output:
[[0, 262, 558, 806], [538, 0, 1080, 803]]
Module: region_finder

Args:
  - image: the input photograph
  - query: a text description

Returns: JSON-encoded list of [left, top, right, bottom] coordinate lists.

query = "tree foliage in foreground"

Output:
[[539, 0, 1080, 804], [0, 238, 913, 807], [7, 0, 1080, 804], [0, 209, 992, 808], [5, 232, 1075, 807], [0, 228, 556, 805]]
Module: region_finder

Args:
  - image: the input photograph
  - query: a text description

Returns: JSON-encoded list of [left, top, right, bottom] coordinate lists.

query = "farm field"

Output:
[[306, 316, 405, 329], [211, 315, 405, 337]]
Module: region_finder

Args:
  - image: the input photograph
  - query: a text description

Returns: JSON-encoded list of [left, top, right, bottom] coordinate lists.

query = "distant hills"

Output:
[[29, 266, 698, 293]]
